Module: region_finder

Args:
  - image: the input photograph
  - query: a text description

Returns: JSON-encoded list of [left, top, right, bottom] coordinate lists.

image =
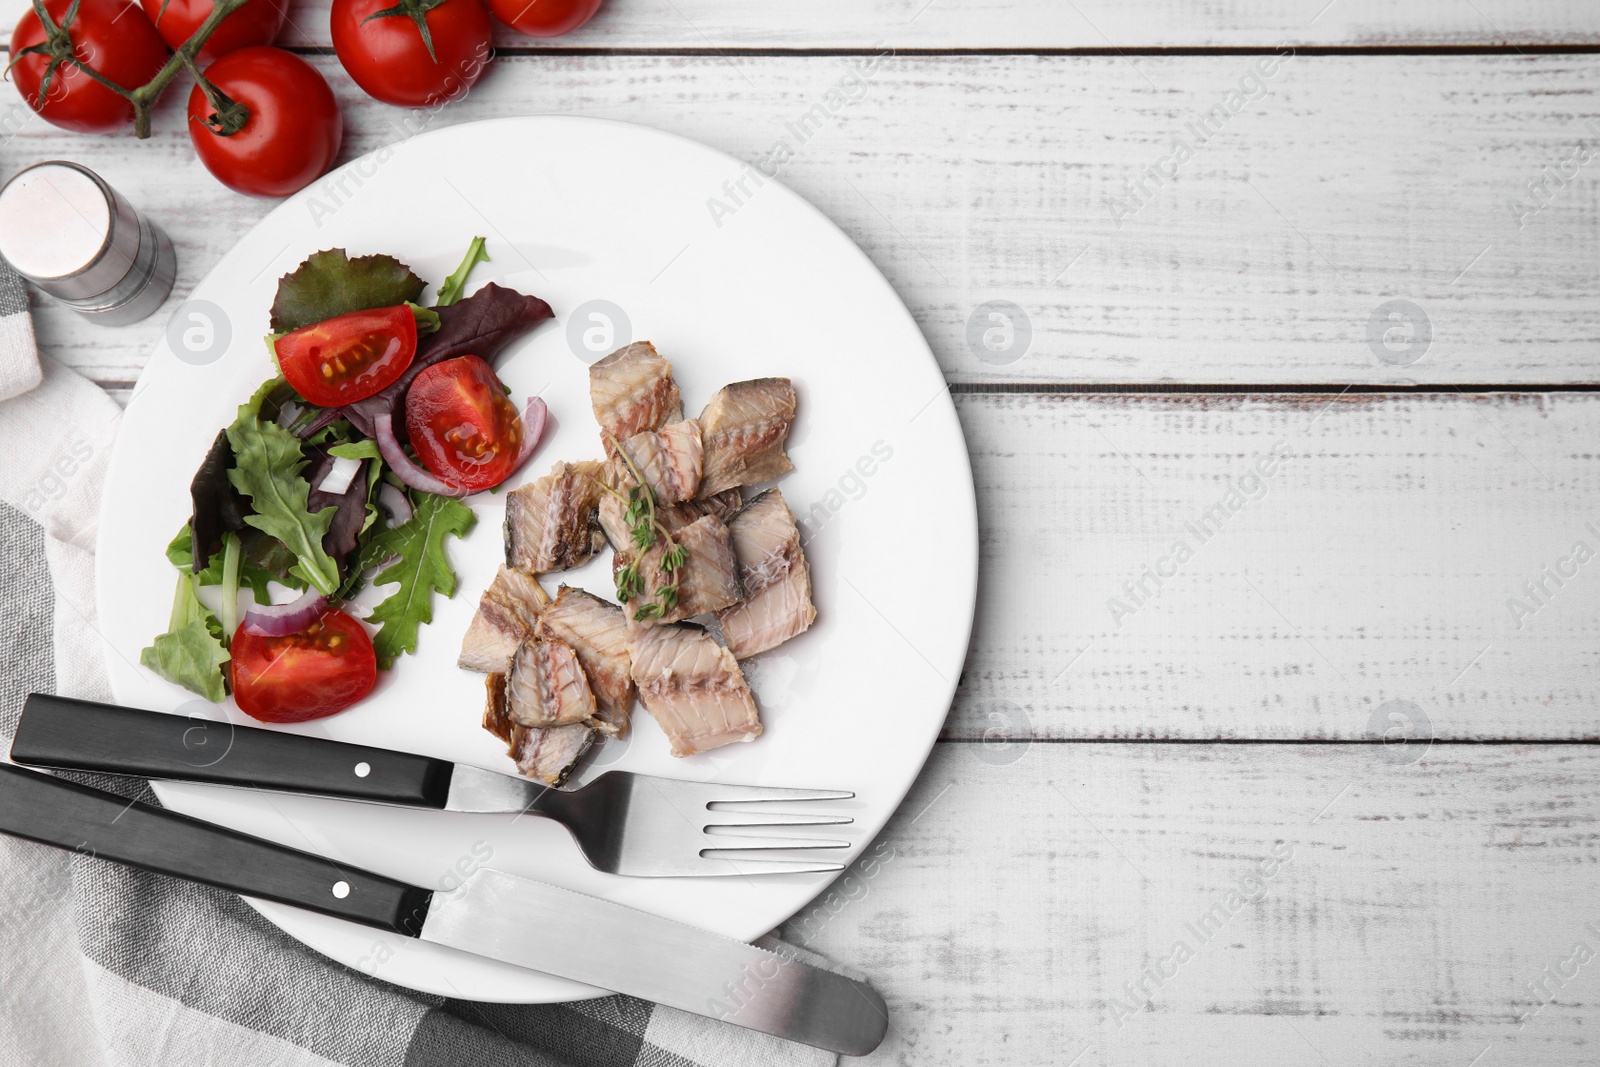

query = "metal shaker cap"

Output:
[[0, 161, 176, 325]]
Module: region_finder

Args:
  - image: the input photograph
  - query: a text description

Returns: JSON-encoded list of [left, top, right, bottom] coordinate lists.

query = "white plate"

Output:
[[96, 117, 976, 1003]]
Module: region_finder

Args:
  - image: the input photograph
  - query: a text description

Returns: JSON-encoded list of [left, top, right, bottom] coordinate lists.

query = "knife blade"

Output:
[[0, 763, 887, 1056]]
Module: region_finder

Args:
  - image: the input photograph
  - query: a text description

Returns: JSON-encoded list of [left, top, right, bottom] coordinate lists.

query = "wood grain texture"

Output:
[[7, 53, 1600, 387], [795, 742, 1600, 1066], [939, 392, 1600, 740], [253, 0, 1600, 50]]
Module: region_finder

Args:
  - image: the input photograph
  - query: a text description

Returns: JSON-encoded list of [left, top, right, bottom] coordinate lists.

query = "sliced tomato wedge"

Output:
[[404, 355, 525, 493], [275, 305, 418, 407], [231, 608, 377, 722]]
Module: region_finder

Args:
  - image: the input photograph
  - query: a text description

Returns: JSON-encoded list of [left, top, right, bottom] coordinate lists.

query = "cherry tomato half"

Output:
[[9, 0, 169, 134], [276, 305, 419, 407], [141, 0, 287, 64], [488, 0, 600, 36], [405, 355, 524, 493], [331, 0, 492, 108], [187, 47, 342, 199], [231, 609, 377, 723]]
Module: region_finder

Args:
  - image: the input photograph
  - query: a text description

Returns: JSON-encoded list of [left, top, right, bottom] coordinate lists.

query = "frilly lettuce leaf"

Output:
[[269, 249, 426, 333]]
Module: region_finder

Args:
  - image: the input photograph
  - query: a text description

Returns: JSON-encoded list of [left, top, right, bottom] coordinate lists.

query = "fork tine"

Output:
[[706, 810, 854, 828], [701, 834, 851, 852], [694, 857, 848, 876], [703, 785, 855, 804]]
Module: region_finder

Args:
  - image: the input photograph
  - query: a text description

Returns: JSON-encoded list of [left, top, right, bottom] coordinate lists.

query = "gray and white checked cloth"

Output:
[[0, 260, 845, 1067]]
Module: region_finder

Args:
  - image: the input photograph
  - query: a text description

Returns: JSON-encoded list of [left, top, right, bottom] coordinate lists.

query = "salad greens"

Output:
[[268, 249, 426, 333], [225, 379, 341, 596], [139, 573, 230, 702], [436, 237, 488, 307], [358, 491, 478, 670], [140, 237, 534, 702]]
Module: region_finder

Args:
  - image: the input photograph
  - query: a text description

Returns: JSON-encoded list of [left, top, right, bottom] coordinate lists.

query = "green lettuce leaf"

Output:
[[140, 574, 230, 702], [358, 491, 476, 669], [269, 249, 426, 333], [167, 523, 296, 603], [328, 440, 381, 461], [224, 383, 340, 596]]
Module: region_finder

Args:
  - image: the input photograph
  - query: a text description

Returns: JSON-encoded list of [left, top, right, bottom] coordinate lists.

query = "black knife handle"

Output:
[[12, 694, 454, 809], [0, 764, 431, 934]]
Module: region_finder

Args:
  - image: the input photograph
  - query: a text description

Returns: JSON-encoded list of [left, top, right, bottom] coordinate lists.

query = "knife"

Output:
[[0, 764, 888, 1056]]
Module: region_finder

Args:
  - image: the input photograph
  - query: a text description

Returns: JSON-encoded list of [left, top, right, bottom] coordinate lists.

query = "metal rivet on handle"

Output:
[[354, 762, 371, 778], [332, 881, 350, 899]]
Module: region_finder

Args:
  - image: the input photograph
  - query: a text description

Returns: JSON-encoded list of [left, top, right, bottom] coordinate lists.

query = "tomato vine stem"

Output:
[[24, 0, 256, 138]]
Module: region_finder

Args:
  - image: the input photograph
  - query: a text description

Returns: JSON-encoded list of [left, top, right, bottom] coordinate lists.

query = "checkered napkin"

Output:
[[0, 263, 840, 1067]]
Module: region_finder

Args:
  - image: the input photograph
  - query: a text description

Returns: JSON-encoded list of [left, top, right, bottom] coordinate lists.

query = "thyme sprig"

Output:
[[602, 434, 687, 621]]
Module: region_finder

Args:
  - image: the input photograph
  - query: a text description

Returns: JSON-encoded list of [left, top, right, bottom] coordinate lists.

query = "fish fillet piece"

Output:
[[611, 419, 703, 505], [484, 673, 593, 786], [598, 487, 740, 551], [628, 622, 762, 756], [505, 637, 597, 728], [597, 490, 632, 553], [505, 461, 605, 573], [482, 672, 514, 744], [510, 722, 594, 786], [620, 514, 743, 624], [539, 586, 635, 737], [697, 378, 797, 498], [457, 565, 547, 673], [590, 341, 681, 454], [715, 490, 817, 658]]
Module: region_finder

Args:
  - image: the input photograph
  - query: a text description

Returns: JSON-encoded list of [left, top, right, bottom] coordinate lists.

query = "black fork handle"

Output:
[[0, 763, 432, 934], [12, 694, 455, 808]]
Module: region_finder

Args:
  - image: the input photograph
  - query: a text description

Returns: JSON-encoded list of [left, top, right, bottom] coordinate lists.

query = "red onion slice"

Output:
[[241, 589, 328, 637], [375, 399, 548, 499], [508, 397, 549, 476], [378, 482, 413, 525], [373, 413, 472, 498]]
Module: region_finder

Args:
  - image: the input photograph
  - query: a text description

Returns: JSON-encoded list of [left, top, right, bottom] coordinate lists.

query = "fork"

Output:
[[11, 694, 855, 877]]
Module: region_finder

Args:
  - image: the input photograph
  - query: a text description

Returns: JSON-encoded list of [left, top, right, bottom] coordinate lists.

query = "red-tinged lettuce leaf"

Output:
[[342, 282, 554, 435], [306, 452, 373, 562], [269, 249, 427, 333], [189, 429, 248, 573]]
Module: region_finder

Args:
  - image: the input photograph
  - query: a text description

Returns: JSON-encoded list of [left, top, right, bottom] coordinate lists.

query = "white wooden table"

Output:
[[9, 3, 1600, 1062]]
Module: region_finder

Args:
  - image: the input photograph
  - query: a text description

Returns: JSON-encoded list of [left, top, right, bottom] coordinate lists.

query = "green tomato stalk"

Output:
[[19, 0, 255, 138]]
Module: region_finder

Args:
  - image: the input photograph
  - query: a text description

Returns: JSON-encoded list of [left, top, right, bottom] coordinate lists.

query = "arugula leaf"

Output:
[[269, 249, 426, 333], [140, 574, 230, 702], [359, 491, 476, 669], [436, 236, 488, 307], [224, 385, 341, 596]]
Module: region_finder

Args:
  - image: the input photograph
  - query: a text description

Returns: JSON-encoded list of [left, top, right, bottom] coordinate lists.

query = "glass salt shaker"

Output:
[[0, 160, 177, 326]]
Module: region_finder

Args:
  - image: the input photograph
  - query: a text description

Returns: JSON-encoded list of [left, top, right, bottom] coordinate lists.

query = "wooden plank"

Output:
[[10, 54, 1600, 388], [794, 742, 1600, 1065], [255, 1, 1600, 50], [937, 392, 1600, 740]]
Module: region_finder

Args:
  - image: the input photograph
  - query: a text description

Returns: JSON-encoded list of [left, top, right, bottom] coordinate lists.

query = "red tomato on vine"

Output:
[[8, 0, 169, 134], [140, 0, 289, 63], [488, 0, 601, 37], [187, 47, 343, 199], [330, 0, 492, 108]]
